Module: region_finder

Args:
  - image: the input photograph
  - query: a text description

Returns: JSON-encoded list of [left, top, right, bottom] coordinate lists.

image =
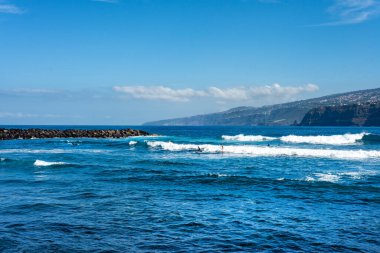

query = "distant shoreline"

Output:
[[0, 128, 152, 140]]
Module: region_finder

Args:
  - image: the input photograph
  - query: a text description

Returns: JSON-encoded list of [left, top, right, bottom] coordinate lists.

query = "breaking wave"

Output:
[[303, 170, 378, 183], [147, 141, 380, 160], [129, 141, 138, 146], [313, 173, 340, 183], [221, 133, 376, 145], [362, 134, 380, 143], [222, 134, 276, 142], [280, 133, 365, 145], [33, 160, 67, 167], [304, 174, 340, 183]]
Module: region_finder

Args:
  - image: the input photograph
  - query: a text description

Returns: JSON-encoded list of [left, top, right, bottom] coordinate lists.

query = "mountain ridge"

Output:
[[144, 87, 380, 126]]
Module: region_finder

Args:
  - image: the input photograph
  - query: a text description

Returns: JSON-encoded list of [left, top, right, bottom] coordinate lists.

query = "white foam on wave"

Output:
[[314, 173, 340, 182], [132, 135, 166, 138], [305, 176, 315, 182], [280, 133, 365, 145], [339, 170, 378, 179], [146, 141, 380, 160], [304, 170, 378, 182], [222, 134, 276, 142], [33, 160, 67, 167], [304, 174, 340, 183], [129, 141, 137, 146], [222, 133, 367, 145], [0, 149, 66, 154], [0, 158, 6, 162], [207, 173, 230, 177]]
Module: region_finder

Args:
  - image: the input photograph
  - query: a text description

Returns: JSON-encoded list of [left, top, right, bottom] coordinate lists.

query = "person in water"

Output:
[[221, 145, 224, 153], [197, 146, 202, 152]]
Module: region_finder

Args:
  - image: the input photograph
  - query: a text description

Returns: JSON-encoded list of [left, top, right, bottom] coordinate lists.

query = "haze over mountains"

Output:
[[144, 88, 380, 126]]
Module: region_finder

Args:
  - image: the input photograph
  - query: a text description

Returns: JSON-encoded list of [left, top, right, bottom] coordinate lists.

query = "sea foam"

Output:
[[33, 160, 67, 167], [314, 173, 340, 183], [147, 141, 380, 160], [222, 134, 276, 142], [129, 141, 138, 146], [222, 133, 367, 145], [280, 133, 365, 145]]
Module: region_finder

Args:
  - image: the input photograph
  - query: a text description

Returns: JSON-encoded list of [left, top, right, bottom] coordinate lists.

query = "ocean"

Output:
[[0, 126, 379, 252]]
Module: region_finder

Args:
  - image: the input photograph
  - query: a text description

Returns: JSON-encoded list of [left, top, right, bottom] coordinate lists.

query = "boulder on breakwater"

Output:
[[0, 128, 152, 140]]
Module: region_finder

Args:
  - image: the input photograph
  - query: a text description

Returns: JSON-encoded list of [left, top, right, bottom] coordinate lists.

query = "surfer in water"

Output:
[[197, 146, 202, 152]]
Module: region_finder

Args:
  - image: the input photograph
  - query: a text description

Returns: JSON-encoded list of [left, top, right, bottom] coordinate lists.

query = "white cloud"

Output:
[[113, 86, 208, 102], [208, 87, 250, 100], [0, 1, 23, 14], [9, 88, 61, 94], [0, 88, 62, 97], [113, 83, 319, 102], [325, 0, 380, 25], [0, 112, 61, 118], [249, 83, 319, 97]]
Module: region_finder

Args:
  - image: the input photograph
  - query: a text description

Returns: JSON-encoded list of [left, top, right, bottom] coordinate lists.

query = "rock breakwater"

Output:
[[0, 128, 151, 140]]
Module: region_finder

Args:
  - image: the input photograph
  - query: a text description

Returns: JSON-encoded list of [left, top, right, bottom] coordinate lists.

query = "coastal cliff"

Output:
[[0, 128, 151, 140], [144, 88, 380, 126], [299, 103, 380, 126]]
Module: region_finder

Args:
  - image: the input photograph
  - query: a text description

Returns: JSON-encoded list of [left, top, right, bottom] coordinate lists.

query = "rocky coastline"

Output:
[[299, 102, 380, 126], [0, 128, 151, 140]]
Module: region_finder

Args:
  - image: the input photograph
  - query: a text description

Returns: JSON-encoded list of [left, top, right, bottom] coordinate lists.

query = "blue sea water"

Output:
[[0, 126, 380, 252]]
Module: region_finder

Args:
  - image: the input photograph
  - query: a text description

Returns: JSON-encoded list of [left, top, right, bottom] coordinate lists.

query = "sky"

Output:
[[0, 0, 380, 125]]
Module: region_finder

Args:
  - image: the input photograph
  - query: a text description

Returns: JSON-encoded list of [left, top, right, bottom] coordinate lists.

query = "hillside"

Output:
[[299, 102, 380, 126], [144, 88, 380, 126]]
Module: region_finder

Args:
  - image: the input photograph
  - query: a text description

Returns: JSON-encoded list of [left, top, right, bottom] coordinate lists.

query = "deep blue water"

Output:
[[1, 126, 380, 252]]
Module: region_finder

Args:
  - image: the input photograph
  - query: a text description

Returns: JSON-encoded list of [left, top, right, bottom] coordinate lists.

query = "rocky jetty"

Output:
[[299, 102, 380, 126], [0, 128, 151, 140]]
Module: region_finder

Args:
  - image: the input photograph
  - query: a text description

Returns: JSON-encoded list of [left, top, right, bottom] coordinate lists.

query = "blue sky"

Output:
[[0, 0, 379, 124]]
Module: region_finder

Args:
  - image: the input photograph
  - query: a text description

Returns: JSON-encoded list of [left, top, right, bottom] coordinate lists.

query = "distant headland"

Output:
[[0, 128, 152, 140], [299, 102, 380, 126], [144, 87, 380, 126]]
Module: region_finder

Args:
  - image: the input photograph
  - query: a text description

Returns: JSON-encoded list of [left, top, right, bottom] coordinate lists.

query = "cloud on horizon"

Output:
[[0, 112, 62, 118], [0, 88, 64, 98], [113, 83, 319, 103], [113, 86, 208, 102]]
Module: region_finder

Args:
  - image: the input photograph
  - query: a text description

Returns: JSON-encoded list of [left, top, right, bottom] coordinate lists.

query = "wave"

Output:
[[339, 170, 378, 179], [280, 133, 365, 145], [146, 141, 380, 160], [362, 134, 380, 143], [33, 160, 67, 167], [129, 141, 138, 146], [313, 173, 340, 183], [222, 133, 375, 145], [222, 134, 276, 142], [304, 170, 378, 183]]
